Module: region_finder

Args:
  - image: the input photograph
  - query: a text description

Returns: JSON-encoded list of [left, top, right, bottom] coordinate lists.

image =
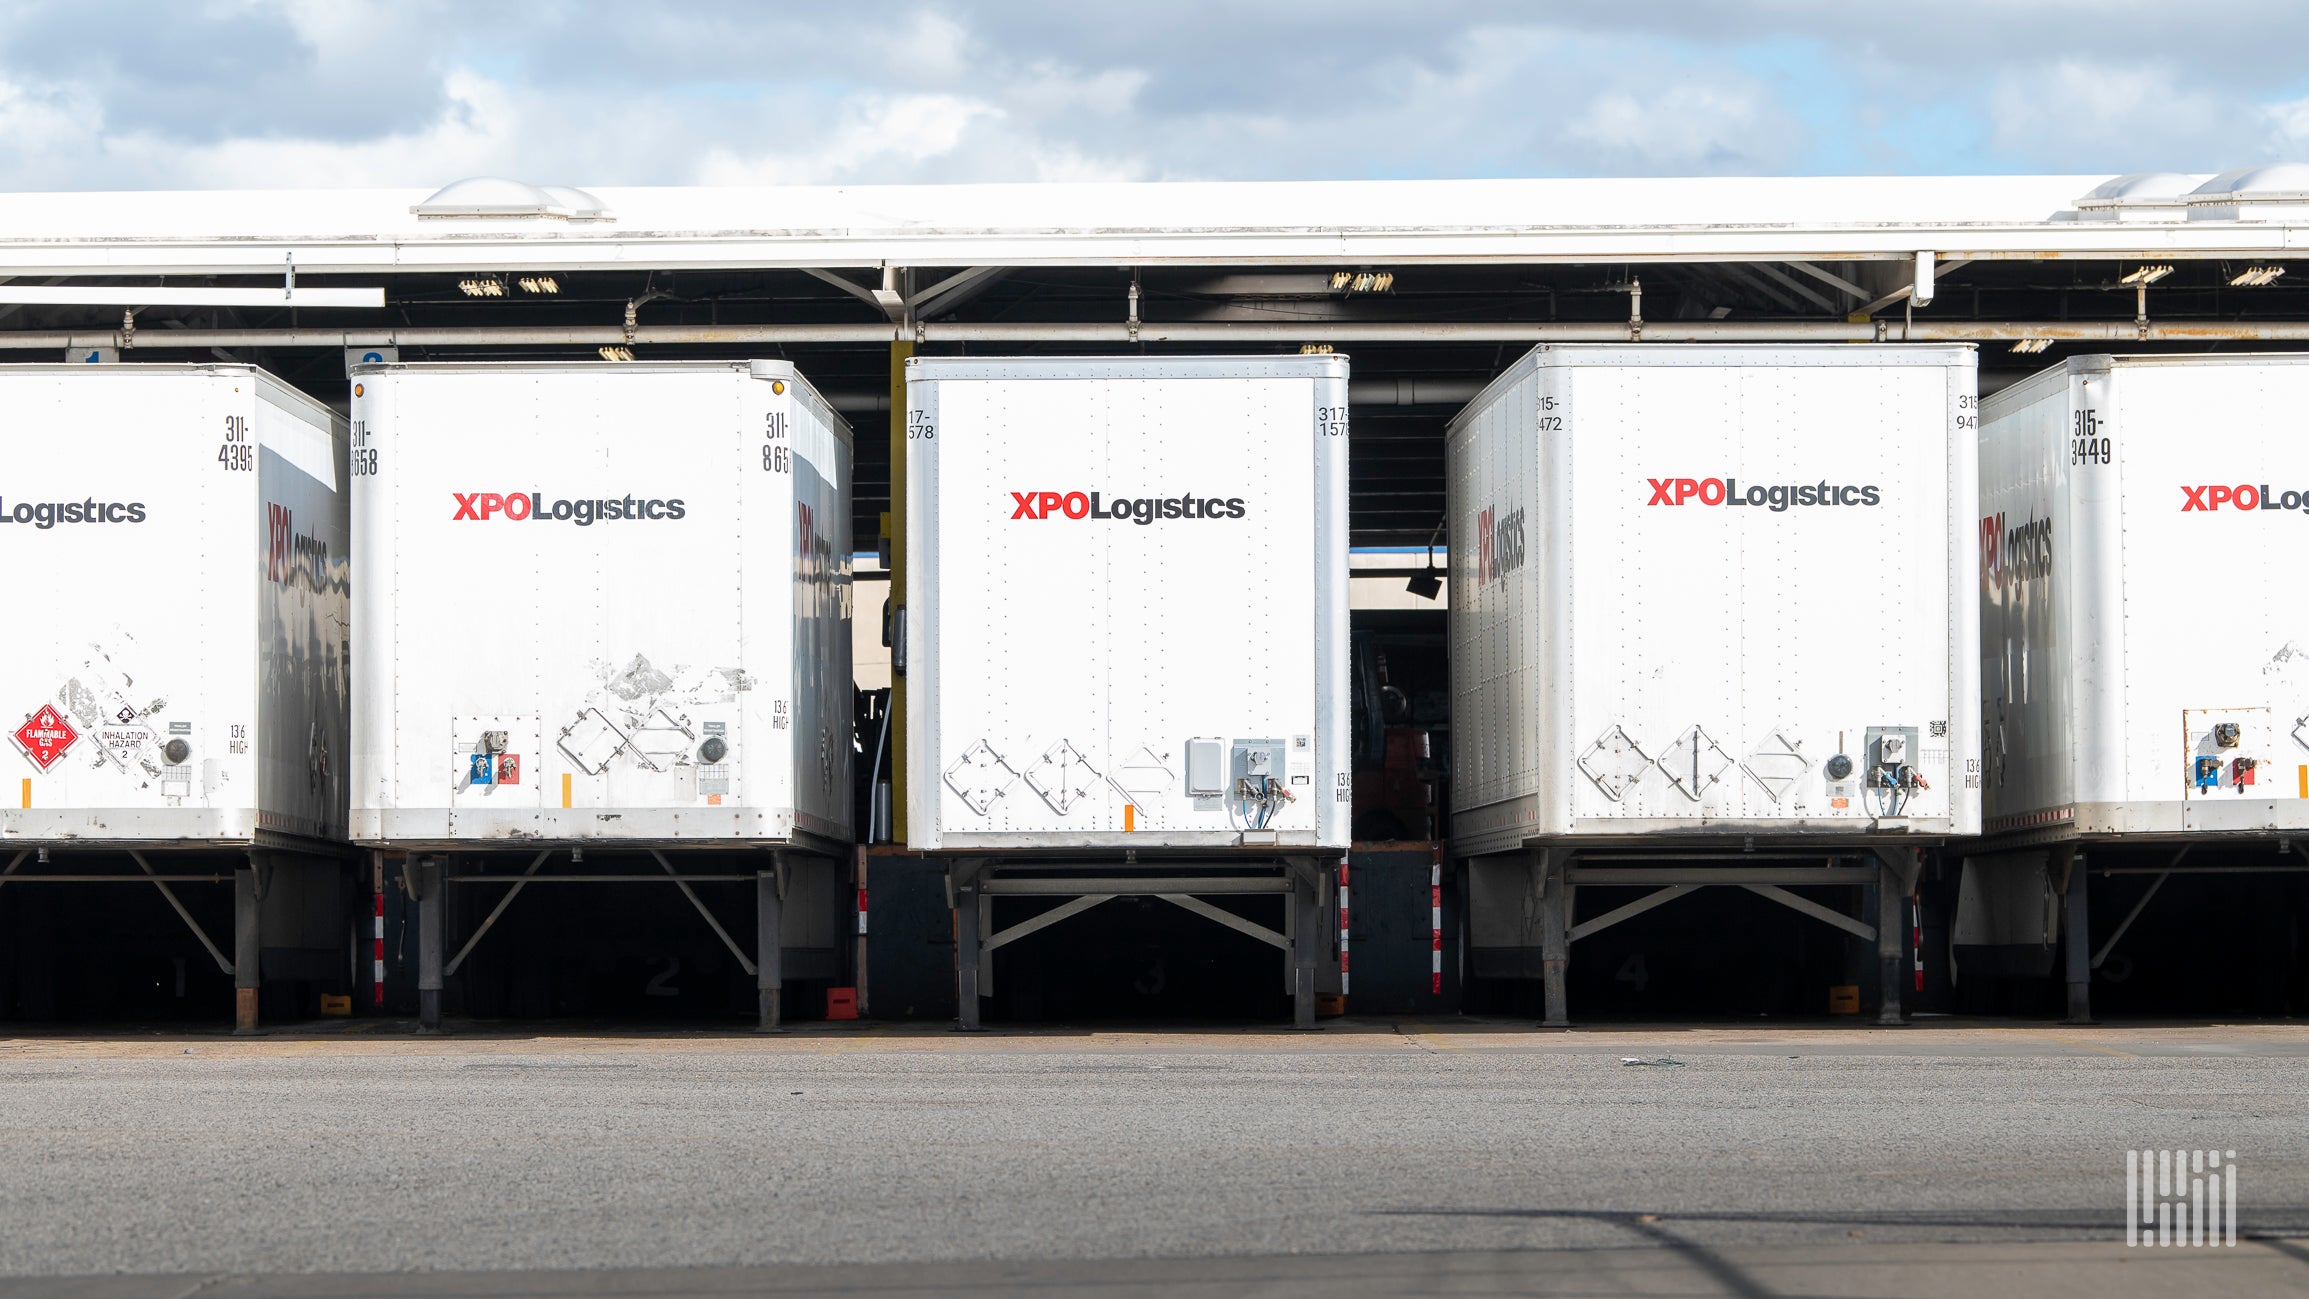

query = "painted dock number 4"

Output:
[[15, 704, 77, 770]]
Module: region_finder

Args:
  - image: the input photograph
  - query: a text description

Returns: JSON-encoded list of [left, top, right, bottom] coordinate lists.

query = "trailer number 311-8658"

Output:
[[762, 410, 789, 474], [217, 414, 253, 471]]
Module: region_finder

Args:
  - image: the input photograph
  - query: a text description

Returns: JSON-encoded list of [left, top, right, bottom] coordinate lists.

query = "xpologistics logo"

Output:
[[1646, 477, 1881, 509], [1979, 511, 2053, 590], [0, 496, 147, 527], [1008, 491, 1247, 523], [451, 492, 687, 524], [2180, 484, 2309, 513], [266, 503, 336, 591], [1476, 504, 1525, 584]]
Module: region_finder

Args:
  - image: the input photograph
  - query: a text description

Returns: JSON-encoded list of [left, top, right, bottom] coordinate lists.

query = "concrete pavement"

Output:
[[1, 1018, 2305, 1295]]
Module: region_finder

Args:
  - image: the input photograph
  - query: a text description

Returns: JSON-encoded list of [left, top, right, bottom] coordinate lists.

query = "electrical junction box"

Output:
[[0, 365, 348, 847], [1184, 739, 1226, 796], [904, 356, 1350, 851], [1866, 727, 1919, 776], [1233, 738, 1285, 785], [350, 361, 853, 849]]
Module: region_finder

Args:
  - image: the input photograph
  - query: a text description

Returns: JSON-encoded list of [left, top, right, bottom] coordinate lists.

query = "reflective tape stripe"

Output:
[[1431, 854, 1444, 994]]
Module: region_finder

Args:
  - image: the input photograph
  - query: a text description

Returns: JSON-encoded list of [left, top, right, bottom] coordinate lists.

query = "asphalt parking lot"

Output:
[[2, 1018, 2306, 1296]]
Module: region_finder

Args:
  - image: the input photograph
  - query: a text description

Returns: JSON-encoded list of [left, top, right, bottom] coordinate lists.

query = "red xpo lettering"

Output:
[[1003, 490, 1249, 523], [1476, 507, 1494, 583], [266, 503, 292, 583], [2179, 482, 2309, 513], [1644, 476, 1878, 510]]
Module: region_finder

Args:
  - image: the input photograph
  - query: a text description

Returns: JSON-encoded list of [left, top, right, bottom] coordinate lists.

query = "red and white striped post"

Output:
[[1430, 847, 1444, 996], [372, 856, 386, 1006], [1912, 890, 1924, 993], [1337, 857, 1350, 997]]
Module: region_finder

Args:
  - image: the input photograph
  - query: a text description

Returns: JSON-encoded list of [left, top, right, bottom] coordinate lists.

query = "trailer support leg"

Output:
[[2062, 848, 2092, 1025], [1291, 861, 1319, 1030], [953, 864, 983, 1031], [1540, 850, 1571, 1028], [233, 862, 260, 1036], [1875, 857, 1904, 1026], [416, 857, 443, 1034], [756, 863, 783, 1033]]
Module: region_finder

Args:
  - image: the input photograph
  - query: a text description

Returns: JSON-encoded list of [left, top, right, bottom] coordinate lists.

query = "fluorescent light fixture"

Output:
[[2119, 264, 2174, 285], [458, 278, 506, 297], [517, 277, 560, 295], [597, 346, 635, 362], [2010, 338, 2055, 354], [0, 285, 384, 308], [2230, 265, 2286, 287], [1330, 270, 1395, 294]]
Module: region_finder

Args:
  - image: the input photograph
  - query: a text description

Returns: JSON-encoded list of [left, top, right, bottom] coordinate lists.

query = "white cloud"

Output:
[[1565, 84, 1797, 174], [1984, 58, 2233, 171], [0, 3, 2303, 190]]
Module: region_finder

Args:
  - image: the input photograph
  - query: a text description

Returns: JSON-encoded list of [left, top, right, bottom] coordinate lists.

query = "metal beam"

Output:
[[2093, 873, 2168, 970], [0, 285, 383, 308], [1158, 893, 1290, 950], [798, 266, 885, 309], [1741, 883, 1876, 942], [446, 874, 757, 882], [648, 848, 758, 977], [14, 318, 2309, 352], [1715, 263, 1812, 314], [1568, 884, 1697, 943], [127, 850, 233, 975], [1782, 260, 1872, 302], [981, 875, 1291, 895], [2, 874, 235, 882], [1741, 262, 1840, 313], [985, 893, 1114, 952], [1572, 864, 1878, 886], [443, 850, 551, 978]]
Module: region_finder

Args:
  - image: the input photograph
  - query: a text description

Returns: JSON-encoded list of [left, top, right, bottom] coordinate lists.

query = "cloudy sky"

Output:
[[0, 0, 2300, 190]]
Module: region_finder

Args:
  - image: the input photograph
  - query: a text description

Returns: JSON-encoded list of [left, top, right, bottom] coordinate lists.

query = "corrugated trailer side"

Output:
[[1971, 354, 2309, 1021], [901, 355, 1350, 1029], [349, 359, 853, 1032], [0, 364, 350, 1033], [1450, 343, 1978, 1027]]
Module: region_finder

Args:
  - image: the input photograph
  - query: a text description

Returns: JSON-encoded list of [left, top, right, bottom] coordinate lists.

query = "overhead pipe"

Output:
[[6, 318, 2309, 353]]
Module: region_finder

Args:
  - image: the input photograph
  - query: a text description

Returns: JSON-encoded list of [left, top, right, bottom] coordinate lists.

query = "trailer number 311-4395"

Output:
[[218, 414, 253, 471]]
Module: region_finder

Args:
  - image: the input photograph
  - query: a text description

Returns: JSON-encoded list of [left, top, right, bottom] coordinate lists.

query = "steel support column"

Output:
[[1540, 850, 1572, 1028], [232, 862, 260, 1035], [1875, 859, 1904, 1026], [416, 857, 443, 1033], [2061, 847, 2092, 1024], [756, 863, 783, 1032], [953, 865, 983, 1031], [889, 334, 912, 843], [1290, 863, 1319, 1030]]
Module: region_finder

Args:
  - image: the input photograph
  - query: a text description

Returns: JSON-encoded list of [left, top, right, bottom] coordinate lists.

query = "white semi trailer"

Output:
[[1975, 353, 2309, 1019], [903, 355, 1350, 1027], [0, 364, 349, 1033], [349, 360, 853, 1029], [1447, 344, 1981, 1024]]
